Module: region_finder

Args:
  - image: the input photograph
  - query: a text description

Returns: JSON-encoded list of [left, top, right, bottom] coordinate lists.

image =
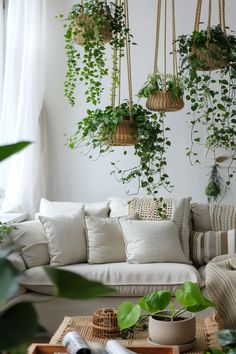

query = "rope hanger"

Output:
[[194, 0, 226, 34], [153, 0, 178, 91]]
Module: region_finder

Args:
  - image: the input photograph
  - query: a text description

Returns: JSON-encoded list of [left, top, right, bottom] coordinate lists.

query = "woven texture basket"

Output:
[[92, 308, 120, 338], [190, 43, 227, 71], [73, 15, 111, 45], [107, 118, 139, 146], [146, 91, 184, 112]]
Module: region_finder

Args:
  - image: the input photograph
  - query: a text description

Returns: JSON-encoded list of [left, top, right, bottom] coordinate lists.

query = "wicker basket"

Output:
[[73, 14, 111, 45], [107, 118, 139, 146], [92, 308, 120, 338], [190, 43, 227, 71], [146, 91, 184, 112]]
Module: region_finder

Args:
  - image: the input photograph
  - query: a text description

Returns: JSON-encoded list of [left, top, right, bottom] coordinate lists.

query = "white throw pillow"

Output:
[[119, 219, 190, 264], [85, 214, 138, 264], [38, 198, 109, 218], [109, 197, 191, 260], [9, 221, 50, 268], [39, 209, 86, 267]]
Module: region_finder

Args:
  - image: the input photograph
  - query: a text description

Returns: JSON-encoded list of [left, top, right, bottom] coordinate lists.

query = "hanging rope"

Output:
[[124, 0, 133, 118], [172, 0, 178, 81], [207, 0, 212, 31], [194, 0, 202, 32], [194, 0, 226, 34], [153, 0, 162, 75], [163, 0, 167, 91]]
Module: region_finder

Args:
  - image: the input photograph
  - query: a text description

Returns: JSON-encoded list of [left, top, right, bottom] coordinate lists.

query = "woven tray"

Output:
[[50, 314, 220, 354]]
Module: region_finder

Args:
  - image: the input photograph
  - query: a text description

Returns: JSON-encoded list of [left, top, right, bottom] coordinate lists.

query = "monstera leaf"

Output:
[[139, 290, 171, 314], [117, 301, 141, 330]]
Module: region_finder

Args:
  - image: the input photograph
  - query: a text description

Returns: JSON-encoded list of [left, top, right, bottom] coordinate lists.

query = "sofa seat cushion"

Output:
[[20, 262, 204, 296]]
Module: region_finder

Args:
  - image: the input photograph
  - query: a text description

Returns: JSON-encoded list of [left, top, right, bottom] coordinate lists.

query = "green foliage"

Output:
[[44, 266, 114, 299], [0, 303, 38, 351], [178, 25, 236, 200], [205, 164, 223, 203], [59, 0, 128, 106], [205, 330, 236, 354], [67, 102, 173, 218], [0, 222, 13, 246], [0, 141, 31, 162], [117, 281, 215, 331], [0, 257, 21, 303], [138, 73, 184, 99]]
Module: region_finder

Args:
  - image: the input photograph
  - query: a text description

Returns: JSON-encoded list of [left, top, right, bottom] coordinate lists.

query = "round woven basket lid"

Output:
[[146, 91, 184, 112], [107, 119, 139, 146]]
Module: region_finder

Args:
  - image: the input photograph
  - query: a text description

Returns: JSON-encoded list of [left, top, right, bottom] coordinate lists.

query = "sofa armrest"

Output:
[[7, 251, 27, 272]]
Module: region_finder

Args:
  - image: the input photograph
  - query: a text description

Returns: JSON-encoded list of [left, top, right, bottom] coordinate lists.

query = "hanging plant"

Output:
[[58, 0, 128, 106], [205, 164, 223, 203], [138, 73, 184, 112], [67, 102, 173, 218], [177, 0, 236, 200], [139, 0, 184, 113]]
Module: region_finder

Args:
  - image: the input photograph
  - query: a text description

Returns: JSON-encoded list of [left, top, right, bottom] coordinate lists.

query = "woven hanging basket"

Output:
[[73, 14, 111, 45], [107, 118, 139, 146], [190, 43, 227, 71], [92, 308, 120, 338], [146, 91, 184, 112]]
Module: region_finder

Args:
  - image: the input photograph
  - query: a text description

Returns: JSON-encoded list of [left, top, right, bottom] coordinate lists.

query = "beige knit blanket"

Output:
[[205, 254, 236, 329]]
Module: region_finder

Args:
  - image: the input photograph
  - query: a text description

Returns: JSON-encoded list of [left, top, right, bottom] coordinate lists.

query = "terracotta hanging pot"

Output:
[[146, 91, 184, 112], [106, 118, 139, 146], [190, 43, 227, 71], [73, 14, 111, 45]]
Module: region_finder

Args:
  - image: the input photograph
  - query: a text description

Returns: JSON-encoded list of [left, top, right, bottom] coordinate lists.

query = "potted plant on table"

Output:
[[138, 73, 184, 112], [117, 281, 215, 350]]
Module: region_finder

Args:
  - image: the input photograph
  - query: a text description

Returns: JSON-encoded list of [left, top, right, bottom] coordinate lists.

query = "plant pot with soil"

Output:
[[117, 282, 215, 351]]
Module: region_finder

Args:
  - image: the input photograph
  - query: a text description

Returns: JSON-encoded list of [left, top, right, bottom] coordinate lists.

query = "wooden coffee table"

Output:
[[48, 314, 220, 354]]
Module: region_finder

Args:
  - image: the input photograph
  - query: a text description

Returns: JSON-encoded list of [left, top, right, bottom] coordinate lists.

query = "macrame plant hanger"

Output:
[[192, 0, 227, 70], [146, 0, 184, 112], [108, 0, 138, 146]]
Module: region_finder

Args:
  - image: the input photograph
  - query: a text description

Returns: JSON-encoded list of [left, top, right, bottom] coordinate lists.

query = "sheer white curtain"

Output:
[[0, 0, 47, 216], [0, 0, 4, 118]]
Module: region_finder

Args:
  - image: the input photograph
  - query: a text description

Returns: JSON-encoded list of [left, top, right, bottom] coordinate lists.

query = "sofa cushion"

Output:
[[39, 198, 109, 218], [9, 221, 50, 268], [191, 229, 236, 266], [109, 197, 192, 260], [20, 262, 204, 296], [120, 220, 190, 264], [39, 210, 86, 267], [191, 203, 211, 232], [85, 214, 138, 264]]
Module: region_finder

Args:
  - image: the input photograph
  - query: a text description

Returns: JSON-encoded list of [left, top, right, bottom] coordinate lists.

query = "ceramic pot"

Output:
[[149, 311, 196, 346]]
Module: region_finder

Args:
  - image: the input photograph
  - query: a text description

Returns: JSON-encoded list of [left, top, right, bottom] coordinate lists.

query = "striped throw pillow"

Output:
[[192, 229, 236, 266]]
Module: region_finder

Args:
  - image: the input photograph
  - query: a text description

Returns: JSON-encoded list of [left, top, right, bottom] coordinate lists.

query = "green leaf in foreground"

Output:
[[44, 267, 115, 299], [0, 258, 21, 301], [217, 329, 236, 347], [0, 141, 31, 162], [0, 302, 38, 350], [117, 301, 141, 330]]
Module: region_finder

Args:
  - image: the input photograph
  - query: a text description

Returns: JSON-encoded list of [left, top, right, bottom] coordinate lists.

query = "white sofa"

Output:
[[3, 197, 230, 335]]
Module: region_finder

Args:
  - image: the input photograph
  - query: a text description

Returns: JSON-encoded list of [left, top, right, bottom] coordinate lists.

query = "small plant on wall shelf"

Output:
[[67, 102, 173, 218], [58, 0, 129, 106], [177, 22, 236, 201]]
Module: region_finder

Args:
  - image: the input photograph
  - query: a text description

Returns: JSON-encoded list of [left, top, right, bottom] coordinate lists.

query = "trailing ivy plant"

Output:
[[137, 73, 184, 99], [67, 102, 173, 218], [58, 0, 128, 106], [177, 24, 236, 201]]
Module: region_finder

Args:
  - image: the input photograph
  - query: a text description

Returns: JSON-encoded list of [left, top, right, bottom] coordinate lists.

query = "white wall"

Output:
[[44, 0, 236, 203]]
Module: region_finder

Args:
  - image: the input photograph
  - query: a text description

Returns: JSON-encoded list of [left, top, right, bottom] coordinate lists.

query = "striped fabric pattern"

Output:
[[192, 229, 236, 266]]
